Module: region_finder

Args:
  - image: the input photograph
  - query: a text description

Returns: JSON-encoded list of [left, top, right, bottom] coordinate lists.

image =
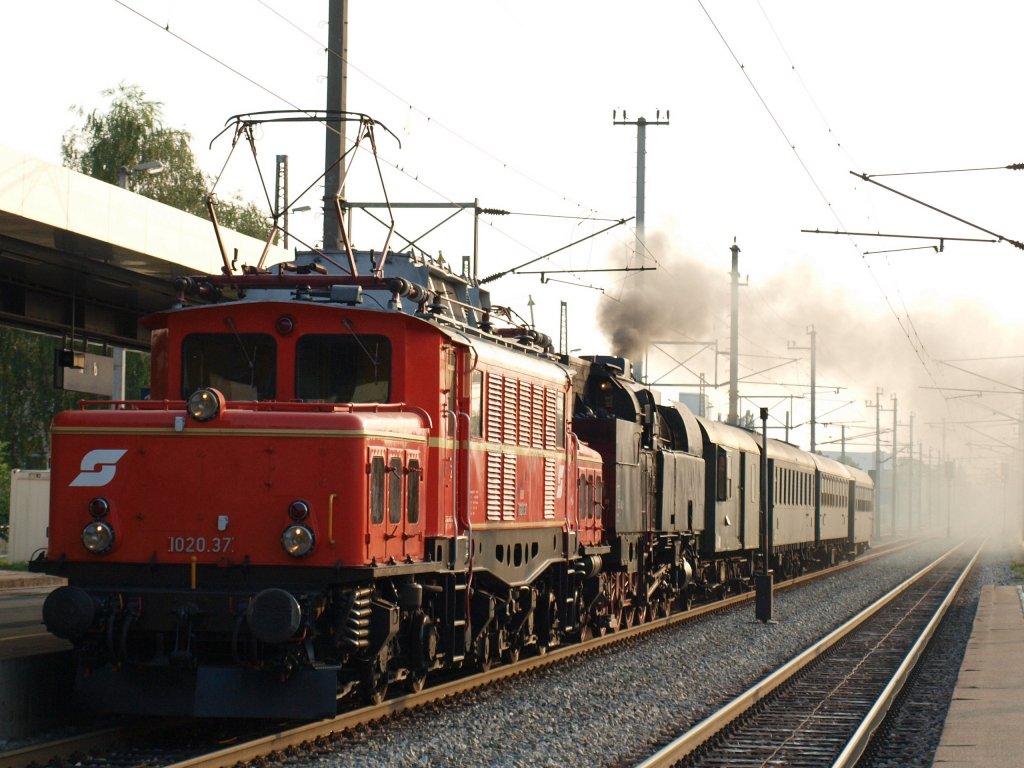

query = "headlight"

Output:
[[88, 497, 110, 519], [288, 500, 310, 521], [281, 525, 315, 557], [81, 521, 115, 553], [187, 388, 225, 422]]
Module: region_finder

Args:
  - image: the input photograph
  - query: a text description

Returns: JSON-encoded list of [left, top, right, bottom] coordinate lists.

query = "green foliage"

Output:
[[61, 83, 272, 242], [1011, 561, 1024, 581], [62, 83, 208, 216], [0, 328, 83, 534], [215, 194, 273, 242], [0, 440, 9, 540], [126, 349, 151, 399], [0, 328, 80, 472], [0, 328, 152, 481]]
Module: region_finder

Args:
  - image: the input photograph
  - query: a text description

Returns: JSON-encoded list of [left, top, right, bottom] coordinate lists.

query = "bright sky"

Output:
[[5, 1, 1024, 473]]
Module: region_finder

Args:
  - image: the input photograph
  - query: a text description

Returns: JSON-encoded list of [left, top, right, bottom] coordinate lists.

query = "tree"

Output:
[[0, 326, 150, 472], [0, 441, 10, 543], [62, 84, 271, 241]]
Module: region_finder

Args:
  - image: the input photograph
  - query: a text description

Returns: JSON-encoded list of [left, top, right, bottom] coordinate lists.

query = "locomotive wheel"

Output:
[[365, 672, 388, 705], [502, 644, 521, 664], [406, 670, 427, 693], [621, 607, 635, 629], [717, 561, 728, 585], [681, 590, 693, 611], [477, 634, 494, 672]]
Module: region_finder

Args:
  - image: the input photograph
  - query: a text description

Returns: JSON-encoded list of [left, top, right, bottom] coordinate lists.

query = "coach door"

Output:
[[742, 452, 760, 551], [367, 447, 424, 563]]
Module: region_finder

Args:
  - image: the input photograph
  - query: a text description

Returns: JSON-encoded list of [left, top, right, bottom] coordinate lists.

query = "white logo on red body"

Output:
[[70, 449, 128, 487]]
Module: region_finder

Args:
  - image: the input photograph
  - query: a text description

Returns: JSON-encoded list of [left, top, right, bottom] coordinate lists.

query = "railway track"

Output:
[[635, 539, 981, 768], [0, 538, 923, 768]]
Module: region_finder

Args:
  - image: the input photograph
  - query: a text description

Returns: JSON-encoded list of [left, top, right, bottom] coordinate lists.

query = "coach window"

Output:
[[370, 456, 386, 524], [295, 334, 392, 403], [716, 448, 729, 501], [594, 479, 603, 521], [407, 459, 421, 524], [182, 332, 276, 400]]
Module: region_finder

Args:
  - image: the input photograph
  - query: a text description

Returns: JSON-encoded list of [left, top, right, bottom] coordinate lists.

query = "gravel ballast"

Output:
[[276, 538, 1002, 768]]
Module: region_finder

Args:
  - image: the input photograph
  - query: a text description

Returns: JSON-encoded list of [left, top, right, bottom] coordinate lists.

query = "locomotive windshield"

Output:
[[182, 333, 276, 400], [296, 333, 392, 403]]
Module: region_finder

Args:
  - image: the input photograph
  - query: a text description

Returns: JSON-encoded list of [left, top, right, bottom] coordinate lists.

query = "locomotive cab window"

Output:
[[182, 333, 276, 400], [296, 334, 392, 403]]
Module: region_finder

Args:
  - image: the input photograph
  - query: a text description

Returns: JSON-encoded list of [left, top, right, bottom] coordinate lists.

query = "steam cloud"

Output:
[[597, 232, 726, 361]]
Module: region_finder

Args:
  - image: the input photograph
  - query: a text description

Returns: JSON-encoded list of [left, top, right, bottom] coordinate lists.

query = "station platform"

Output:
[[0, 568, 64, 590], [934, 584, 1024, 765]]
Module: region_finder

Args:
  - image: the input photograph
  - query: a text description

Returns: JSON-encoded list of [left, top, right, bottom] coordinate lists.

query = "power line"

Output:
[[866, 163, 1024, 178], [253, 0, 608, 220], [698, 0, 950, 412]]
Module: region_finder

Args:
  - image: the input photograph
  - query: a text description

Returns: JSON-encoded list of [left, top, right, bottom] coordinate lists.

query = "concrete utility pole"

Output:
[[788, 328, 816, 451], [939, 418, 949, 537], [613, 109, 668, 384], [728, 241, 741, 426], [908, 413, 915, 530], [275, 155, 289, 248], [559, 301, 568, 356], [891, 393, 898, 535], [921, 442, 929, 532], [1020, 375, 1024, 543], [866, 387, 883, 537], [612, 110, 669, 264], [809, 326, 817, 452], [323, 0, 348, 251], [928, 447, 935, 529]]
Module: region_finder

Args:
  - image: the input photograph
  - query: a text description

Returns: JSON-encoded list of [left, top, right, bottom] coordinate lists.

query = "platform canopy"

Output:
[[0, 145, 288, 350]]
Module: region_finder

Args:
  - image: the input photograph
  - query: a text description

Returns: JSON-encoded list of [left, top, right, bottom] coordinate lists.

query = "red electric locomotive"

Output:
[[34, 243, 606, 718]]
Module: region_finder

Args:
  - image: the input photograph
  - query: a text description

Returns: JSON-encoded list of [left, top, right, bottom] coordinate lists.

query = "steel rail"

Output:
[[0, 538, 920, 768], [0, 720, 179, 768], [161, 540, 923, 768], [832, 541, 982, 767], [633, 539, 977, 768]]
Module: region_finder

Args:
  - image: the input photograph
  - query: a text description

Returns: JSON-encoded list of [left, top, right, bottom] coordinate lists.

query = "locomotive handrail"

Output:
[[457, 410, 474, 599], [568, 432, 580, 535], [74, 398, 432, 427]]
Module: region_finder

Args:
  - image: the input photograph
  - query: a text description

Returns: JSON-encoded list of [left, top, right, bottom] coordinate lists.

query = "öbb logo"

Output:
[[70, 449, 128, 487]]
